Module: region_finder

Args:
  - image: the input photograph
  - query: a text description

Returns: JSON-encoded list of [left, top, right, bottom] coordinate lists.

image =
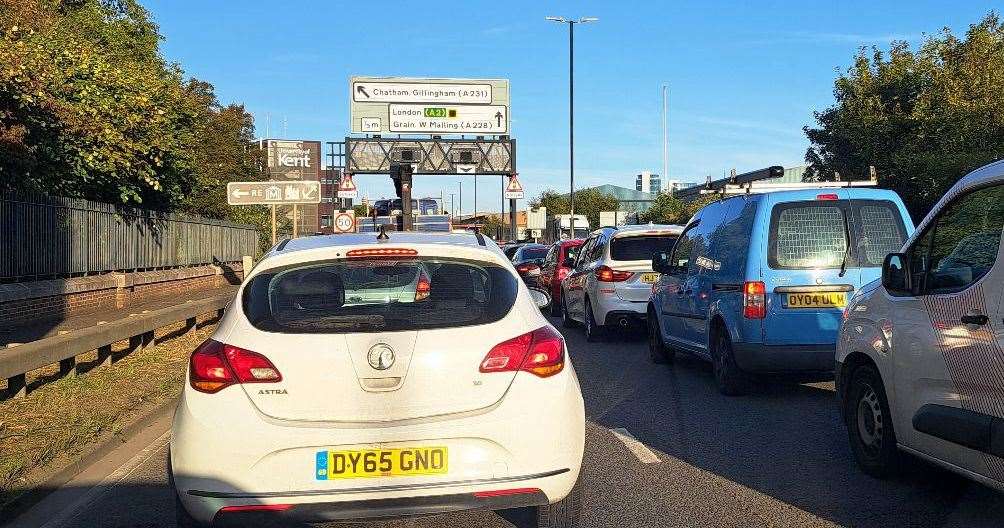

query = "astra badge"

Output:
[[367, 344, 395, 370]]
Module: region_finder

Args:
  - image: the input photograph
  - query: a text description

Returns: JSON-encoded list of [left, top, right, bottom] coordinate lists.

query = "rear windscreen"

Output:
[[769, 199, 907, 269], [243, 258, 518, 333], [610, 235, 679, 261], [518, 247, 548, 261]]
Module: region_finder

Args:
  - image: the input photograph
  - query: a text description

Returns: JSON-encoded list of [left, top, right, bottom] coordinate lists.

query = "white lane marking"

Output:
[[39, 430, 171, 528], [610, 427, 660, 464]]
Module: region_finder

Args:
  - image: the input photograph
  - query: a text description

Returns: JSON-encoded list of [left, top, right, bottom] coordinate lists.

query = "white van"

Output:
[[836, 160, 1004, 490]]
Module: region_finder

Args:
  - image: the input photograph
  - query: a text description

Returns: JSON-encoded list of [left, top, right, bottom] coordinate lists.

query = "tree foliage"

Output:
[[804, 12, 1004, 220], [639, 193, 715, 225], [529, 188, 619, 229], [0, 0, 265, 224]]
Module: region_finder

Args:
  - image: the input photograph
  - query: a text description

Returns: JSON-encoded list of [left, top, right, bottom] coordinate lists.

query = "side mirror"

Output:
[[651, 251, 672, 274], [527, 287, 551, 310], [882, 253, 910, 295]]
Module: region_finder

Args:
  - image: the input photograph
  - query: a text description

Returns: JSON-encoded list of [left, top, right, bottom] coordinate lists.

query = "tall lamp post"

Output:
[[546, 15, 597, 238]]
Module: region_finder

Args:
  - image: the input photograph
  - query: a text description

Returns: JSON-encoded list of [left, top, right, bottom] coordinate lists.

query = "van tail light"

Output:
[[816, 193, 839, 201], [415, 270, 431, 301], [479, 326, 565, 378], [595, 265, 633, 282], [743, 281, 767, 319], [190, 339, 282, 393]]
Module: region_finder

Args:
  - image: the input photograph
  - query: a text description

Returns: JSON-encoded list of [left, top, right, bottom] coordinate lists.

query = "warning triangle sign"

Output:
[[505, 174, 524, 199], [337, 174, 358, 198]]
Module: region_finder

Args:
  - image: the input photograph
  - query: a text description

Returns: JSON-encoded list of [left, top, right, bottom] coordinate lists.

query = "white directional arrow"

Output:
[[304, 186, 318, 199], [231, 189, 249, 198]]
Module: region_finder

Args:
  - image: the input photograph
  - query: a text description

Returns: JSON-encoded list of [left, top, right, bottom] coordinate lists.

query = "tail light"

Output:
[[743, 281, 767, 319], [557, 267, 570, 281], [479, 326, 564, 378], [415, 270, 431, 301], [816, 193, 839, 201], [595, 265, 633, 282], [516, 263, 540, 274], [190, 339, 282, 393], [346, 248, 418, 258]]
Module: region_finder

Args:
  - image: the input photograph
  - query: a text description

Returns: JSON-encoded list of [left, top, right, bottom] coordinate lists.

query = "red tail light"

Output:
[[415, 270, 431, 301], [557, 267, 570, 280], [595, 265, 633, 282], [346, 248, 418, 258], [743, 281, 767, 319], [516, 263, 540, 273], [479, 326, 565, 378], [816, 193, 839, 201], [190, 339, 282, 393]]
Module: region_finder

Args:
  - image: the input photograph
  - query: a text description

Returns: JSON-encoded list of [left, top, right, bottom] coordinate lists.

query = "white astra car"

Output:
[[837, 160, 1004, 490], [171, 232, 585, 527], [560, 224, 684, 341]]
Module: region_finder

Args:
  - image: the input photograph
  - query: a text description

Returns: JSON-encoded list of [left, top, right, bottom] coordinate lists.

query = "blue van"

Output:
[[647, 188, 914, 395]]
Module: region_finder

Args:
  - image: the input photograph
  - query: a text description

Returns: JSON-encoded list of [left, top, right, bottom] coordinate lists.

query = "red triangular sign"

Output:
[[506, 174, 523, 193], [339, 174, 357, 192]]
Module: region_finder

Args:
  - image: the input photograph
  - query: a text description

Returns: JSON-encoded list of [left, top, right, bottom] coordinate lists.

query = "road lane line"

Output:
[[37, 430, 171, 528], [610, 427, 660, 464]]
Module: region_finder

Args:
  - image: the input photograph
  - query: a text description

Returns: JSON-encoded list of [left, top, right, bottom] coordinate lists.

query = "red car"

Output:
[[539, 239, 585, 316]]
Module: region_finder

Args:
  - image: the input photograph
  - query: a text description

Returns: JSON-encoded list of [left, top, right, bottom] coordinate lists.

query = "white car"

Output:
[[560, 225, 684, 341], [837, 159, 1004, 490], [171, 232, 585, 526]]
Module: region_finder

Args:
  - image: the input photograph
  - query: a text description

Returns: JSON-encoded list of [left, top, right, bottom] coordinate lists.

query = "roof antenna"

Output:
[[376, 224, 389, 240]]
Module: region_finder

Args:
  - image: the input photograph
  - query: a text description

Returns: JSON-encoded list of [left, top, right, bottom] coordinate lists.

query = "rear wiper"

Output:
[[838, 208, 852, 278]]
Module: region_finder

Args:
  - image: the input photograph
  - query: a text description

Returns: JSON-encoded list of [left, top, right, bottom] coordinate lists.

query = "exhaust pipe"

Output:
[[618, 317, 631, 328]]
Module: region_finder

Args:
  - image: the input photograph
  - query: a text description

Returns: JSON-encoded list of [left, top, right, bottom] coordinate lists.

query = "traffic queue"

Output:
[[508, 159, 1004, 496]]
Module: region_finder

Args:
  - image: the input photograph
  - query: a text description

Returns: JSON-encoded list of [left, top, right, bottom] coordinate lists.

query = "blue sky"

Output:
[[146, 0, 998, 213]]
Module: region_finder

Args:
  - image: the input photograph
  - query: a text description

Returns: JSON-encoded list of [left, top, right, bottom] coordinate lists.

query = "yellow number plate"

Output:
[[640, 273, 660, 284], [785, 292, 847, 309], [316, 447, 447, 480]]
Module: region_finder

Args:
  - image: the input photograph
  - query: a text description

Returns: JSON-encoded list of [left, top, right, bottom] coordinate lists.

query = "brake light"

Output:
[[557, 267, 570, 280], [516, 263, 539, 273], [345, 248, 418, 258], [415, 270, 431, 301], [816, 193, 839, 201], [743, 281, 767, 319], [189, 339, 282, 393], [595, 265, 633, 282], [479, 326, 565, 378]]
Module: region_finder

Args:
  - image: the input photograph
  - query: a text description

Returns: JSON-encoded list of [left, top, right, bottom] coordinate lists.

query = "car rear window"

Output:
[[243, 258, 518, 333], [769, 199, 907, 269], [610, 235, 679, 261], [518, 247, 548, 261]]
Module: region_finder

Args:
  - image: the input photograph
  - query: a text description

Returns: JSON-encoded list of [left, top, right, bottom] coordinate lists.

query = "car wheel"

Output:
[[647, 310, 674, 364], [712, 331, 745, 396], [584, 299, 604, 342], [845, 364, 899, 478], [533, 479, 582, 528], [561, 293, 576, 328], [549, 289, 562, 317]]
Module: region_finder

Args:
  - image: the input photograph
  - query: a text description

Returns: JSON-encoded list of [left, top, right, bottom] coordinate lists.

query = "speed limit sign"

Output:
[[333, 211, 356, 233]]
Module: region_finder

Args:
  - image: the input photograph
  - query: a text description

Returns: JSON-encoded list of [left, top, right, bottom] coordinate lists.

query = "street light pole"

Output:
[[547, 16, 596, 238]]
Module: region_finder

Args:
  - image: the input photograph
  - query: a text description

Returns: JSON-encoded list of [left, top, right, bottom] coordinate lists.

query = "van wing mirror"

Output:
[[652, 251, 672, 274], [882, 253, 910, 295]]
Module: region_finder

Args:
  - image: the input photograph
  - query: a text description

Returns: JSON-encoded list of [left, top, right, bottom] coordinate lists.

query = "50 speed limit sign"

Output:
[[333, 211, 356, 233]]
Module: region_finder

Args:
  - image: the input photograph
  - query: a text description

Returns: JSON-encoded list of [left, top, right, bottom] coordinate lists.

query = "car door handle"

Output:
[[961, 314, 989, 326]]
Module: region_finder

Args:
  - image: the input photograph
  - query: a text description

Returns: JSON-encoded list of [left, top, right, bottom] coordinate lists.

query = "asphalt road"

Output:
[[10, 316, 1004, 528]]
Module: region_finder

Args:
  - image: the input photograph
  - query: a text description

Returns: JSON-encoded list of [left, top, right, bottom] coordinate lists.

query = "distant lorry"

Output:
[[547, 214, 590, 241]]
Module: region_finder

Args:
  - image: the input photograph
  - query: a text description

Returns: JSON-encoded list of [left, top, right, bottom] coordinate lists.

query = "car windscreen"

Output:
[[517, 247, 548, 262], [243, 257, 518, 333], [769, 199, 907, 269], [610, 235, 679, 261]]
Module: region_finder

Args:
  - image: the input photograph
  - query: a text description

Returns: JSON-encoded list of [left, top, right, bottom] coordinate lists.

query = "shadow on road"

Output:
[[560, 318, 1004, 528]]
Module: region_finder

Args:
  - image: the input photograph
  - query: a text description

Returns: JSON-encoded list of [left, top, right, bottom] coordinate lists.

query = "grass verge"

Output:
[[0, 315, 218, 508]]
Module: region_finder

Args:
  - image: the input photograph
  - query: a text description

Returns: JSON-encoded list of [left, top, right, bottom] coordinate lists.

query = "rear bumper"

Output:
[[732, 342, 836, 376], [603, 310, 646, 327], [593, 293, 647, 324], [191, 472, 559, 525]]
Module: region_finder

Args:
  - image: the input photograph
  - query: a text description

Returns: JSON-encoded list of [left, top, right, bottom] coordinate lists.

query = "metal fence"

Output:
[[0, 193, 260, 282]]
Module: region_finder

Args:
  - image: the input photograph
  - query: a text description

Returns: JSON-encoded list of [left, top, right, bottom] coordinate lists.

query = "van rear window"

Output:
[[243, 258, 518, 333], [768, 200, 907, 269], [610, 235, 679, 261]]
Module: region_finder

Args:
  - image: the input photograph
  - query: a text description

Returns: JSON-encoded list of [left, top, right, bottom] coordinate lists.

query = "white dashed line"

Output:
[[610, 427, 661, 464]]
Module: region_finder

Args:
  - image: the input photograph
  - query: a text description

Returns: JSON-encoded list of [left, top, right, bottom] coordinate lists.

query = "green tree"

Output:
[[529, 188, 619, 228], [640, 193, 716, 225], [804, 12, 1004, 220]]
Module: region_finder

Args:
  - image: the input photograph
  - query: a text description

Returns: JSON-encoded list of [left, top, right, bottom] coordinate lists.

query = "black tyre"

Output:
[[845, 364, 899, 478], [533, 480, 582, 528], [583, 299, 604, 342], [549, 290, 562, 317], [561, 294, 577, 328], [647, 310, 674, 364], [712, 331, 745, 396]]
